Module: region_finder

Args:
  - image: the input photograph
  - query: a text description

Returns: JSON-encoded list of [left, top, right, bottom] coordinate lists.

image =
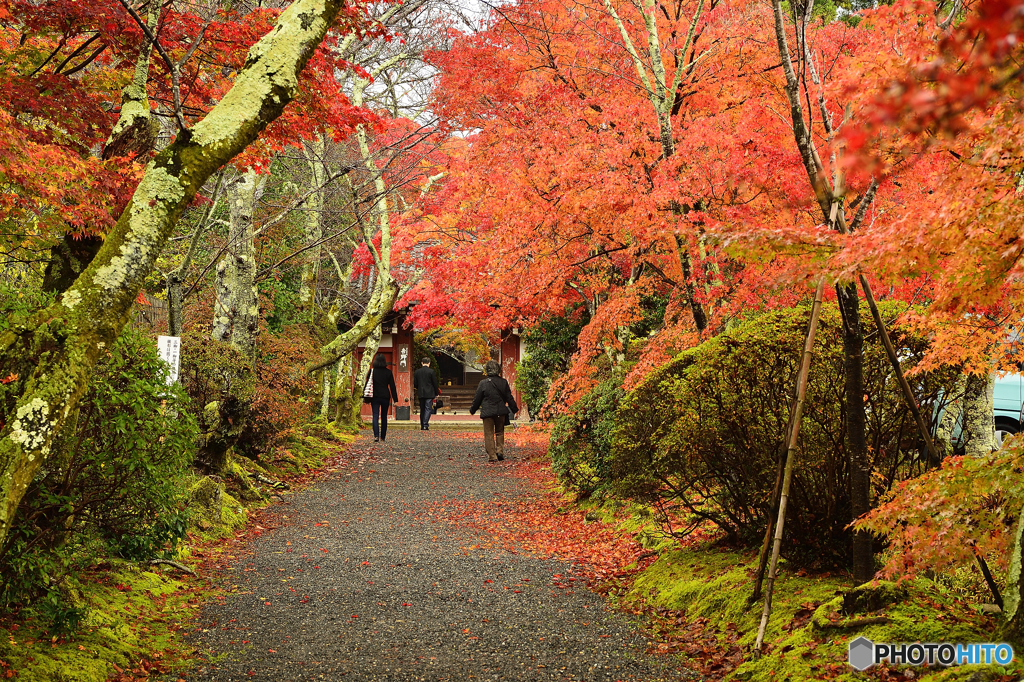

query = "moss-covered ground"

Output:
[[0, 421, 356, 681], [581, 499, 1023, 682], [0, 567, 195, 682]]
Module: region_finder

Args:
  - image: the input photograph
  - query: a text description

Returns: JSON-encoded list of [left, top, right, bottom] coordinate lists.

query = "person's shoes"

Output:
[[497, 454, 504, 461], [373, 437, 379, 443]]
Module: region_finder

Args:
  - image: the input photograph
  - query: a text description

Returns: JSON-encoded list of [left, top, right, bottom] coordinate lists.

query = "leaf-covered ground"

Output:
[[185, 428, 689, 681]]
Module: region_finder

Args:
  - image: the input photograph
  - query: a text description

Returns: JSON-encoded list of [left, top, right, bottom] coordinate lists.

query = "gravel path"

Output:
[[187, 429, 689, 681]]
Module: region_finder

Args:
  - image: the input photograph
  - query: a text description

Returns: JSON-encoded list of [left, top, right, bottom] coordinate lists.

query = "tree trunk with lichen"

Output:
[[0, 0, 353, 547], [935, 375, 966, 458], [963, 372, 996, 456], [103, 3, 160, 161], [319, 367, 332, 419], [299, 136, 326, 321], [195, 396, 249, 475], [43, 5, 160, 295], [203, 170, 264, 473], [333, 353, 359, 429], [307, 75, 404, 376], [212, 170, 263, 360], [1004, 514, 1024, 636]]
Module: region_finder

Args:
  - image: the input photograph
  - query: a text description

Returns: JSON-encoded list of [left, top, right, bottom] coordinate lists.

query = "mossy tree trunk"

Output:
[[319, 366, 332, 419], [308, 73, 406, 374], [935, 375, 966, 458], [0, 0, 355, 547], [1004, 514, 1024, 635], [102, 3, 160, 161], [299, 136, 327, 321], [333, 353, 359, 429], [204, 170, 265, 472], [963, 372, 996, 456], [212, 169, 264, 360], [44, 4, 160, 295]]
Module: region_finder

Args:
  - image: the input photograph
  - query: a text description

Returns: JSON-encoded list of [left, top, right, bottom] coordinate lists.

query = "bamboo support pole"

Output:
[[753, 277, 826, 654], [858, 275, 940, 466], [751, 361, 806, 603]]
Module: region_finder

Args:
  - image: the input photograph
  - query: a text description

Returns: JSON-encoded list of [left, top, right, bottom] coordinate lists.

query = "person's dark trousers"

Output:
[[419, 397, 433, 429], [371, 402, 389, 441], [482, 416, 505, 461]]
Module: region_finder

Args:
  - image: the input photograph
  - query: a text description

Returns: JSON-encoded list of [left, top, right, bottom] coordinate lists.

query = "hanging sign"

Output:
[[156, 335, 181, 385]]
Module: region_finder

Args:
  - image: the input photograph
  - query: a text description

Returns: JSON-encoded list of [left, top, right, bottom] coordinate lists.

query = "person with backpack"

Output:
[[413, 357, 440, 431], [363, 353, 398, 443], [469, 360, 519, 462]]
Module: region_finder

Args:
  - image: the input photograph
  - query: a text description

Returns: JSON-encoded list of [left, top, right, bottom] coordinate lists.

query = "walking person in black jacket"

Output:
[[413, 357, 440, 431], [369, 354, 399, 443], [470, 360, 518, 462]]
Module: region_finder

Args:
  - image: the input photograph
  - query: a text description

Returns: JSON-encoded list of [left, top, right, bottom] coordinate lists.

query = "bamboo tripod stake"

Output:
[[753, 277, 826, 654], [858, 275, 940, 465]]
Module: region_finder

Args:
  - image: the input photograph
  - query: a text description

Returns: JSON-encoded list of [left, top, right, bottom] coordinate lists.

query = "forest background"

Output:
[[2, 0, 1024, 676]]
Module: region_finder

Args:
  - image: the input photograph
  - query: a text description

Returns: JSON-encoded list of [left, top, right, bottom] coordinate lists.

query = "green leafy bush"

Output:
[[516, 306, 590, 418], [608, 303, 959, 564], [0, 326, 197, 616], [178, 328, 255, 415], [0, 284, 55, 434], [239, 325, 320, 456], [549, 375, 624, 498]]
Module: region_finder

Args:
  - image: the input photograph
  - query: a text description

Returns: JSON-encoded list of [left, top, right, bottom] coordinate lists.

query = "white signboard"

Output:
[[156, 335, 181, 385]]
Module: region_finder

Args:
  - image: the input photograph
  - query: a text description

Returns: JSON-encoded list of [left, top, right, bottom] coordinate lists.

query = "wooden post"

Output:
[[753, 277, 826, 654]]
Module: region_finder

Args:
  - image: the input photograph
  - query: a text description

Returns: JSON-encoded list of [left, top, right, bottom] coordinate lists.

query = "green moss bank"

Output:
[[620, 543, 1022, 681], [0, 566, 192, 681], [0, 423, 356, 680]]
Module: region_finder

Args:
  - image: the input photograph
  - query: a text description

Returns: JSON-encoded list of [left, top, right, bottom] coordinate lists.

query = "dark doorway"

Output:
[[436, 353, 463, 386]]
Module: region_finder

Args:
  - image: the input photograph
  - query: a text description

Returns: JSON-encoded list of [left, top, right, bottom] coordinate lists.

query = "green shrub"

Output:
[[178, 328, 255, 416], [239, 325, 320, 457], [549, 368, 625, 498], [179, 325, 319, 460], [609, 303, 959, 565], [0, 326, 197, 617], [0, 284, 55, 434], [516, 306, 590, 418]]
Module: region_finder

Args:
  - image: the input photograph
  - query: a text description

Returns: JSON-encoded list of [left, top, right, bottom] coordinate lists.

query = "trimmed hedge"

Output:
[[549, 375, 624, 497], [557, 303, 959, 565]]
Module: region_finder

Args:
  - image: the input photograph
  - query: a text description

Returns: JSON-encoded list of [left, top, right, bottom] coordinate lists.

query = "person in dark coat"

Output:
[[470, 360, 518, 462], [413, 357, 440, 431], [369, 353, 399, 443]]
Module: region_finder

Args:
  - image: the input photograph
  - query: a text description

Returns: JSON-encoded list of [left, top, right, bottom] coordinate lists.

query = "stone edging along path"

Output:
[[186, 428, 688, 681]]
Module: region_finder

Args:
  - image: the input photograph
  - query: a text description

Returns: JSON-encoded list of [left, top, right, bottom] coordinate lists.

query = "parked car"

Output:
[[994, 373, 1023, 446]]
